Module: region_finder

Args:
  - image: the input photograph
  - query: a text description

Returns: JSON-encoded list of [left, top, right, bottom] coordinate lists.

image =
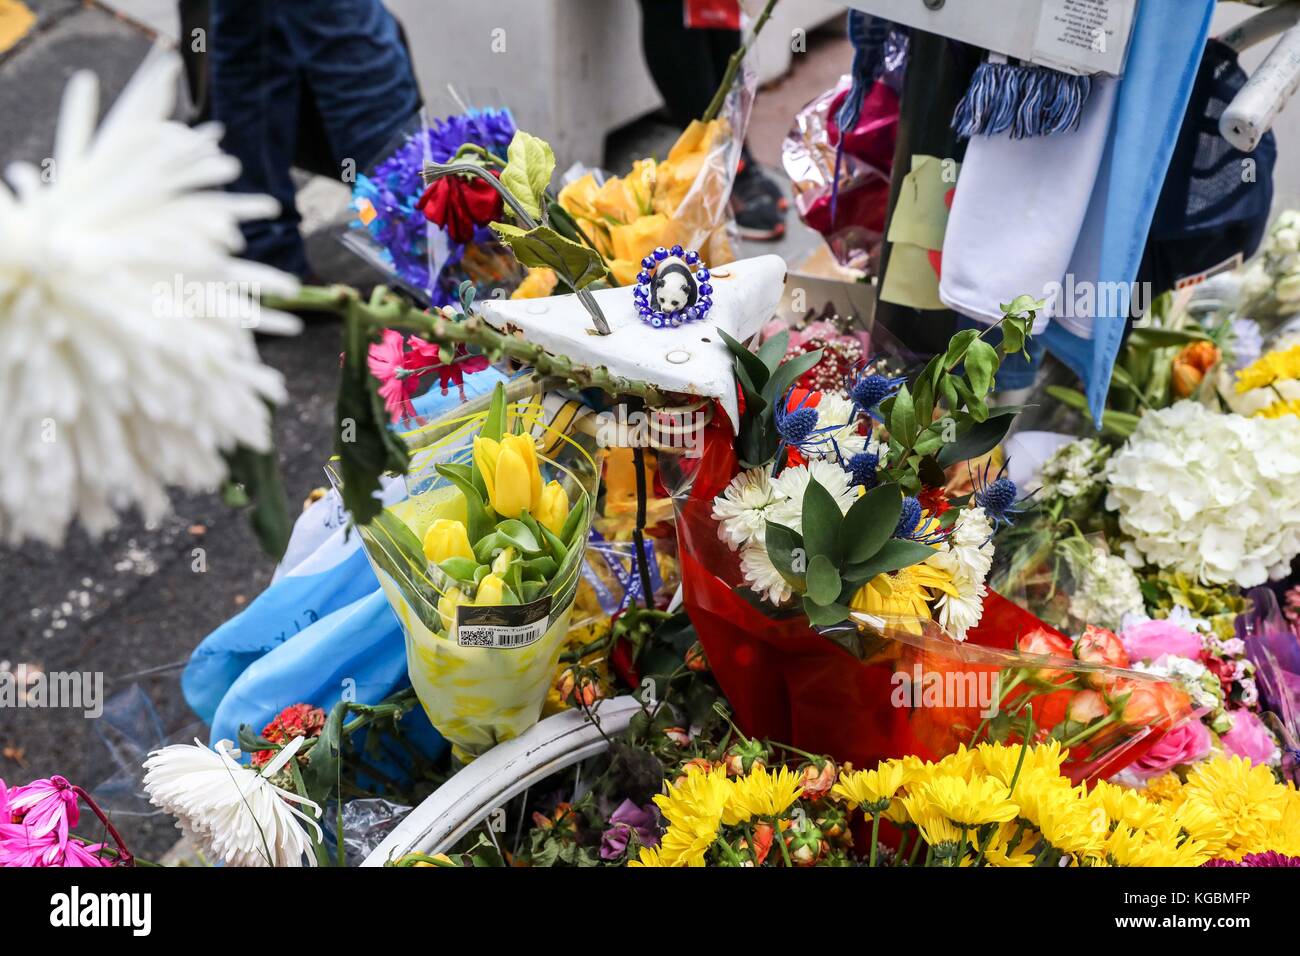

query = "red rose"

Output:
[[417, 172, 504, 244], [1018, 626, 1074, 683]]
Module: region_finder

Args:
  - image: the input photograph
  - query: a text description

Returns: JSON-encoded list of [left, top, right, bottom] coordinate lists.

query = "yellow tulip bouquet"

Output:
[[334, 382, 598, 761]]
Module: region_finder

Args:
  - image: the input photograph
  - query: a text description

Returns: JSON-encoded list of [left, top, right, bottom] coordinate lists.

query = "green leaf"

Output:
[[1127, 326, 1209, 351], [560, 492, 589, 548], [761, 348, 824, 408], [1045, 384, 1089, 414], [843, 539, 938, 587], [499, 130, 555, 220], [801, 478, 842, 562], [434, 463, 494, 542], [756, 329, 790, 374], [936, 411, 1016, 467], [717, 328, 772, 393], [942, 328, 981, 368], [482, 382, 508, 442], [840, 483, 903, 565], [494, 518, 542, 554], [438, 557, 481, 582], [803, 597, 852, 628], [764, 522, 807, 590], [1000, 294, 1047, 318], [889, 384, 918, 444], [965, 339, 999, 397], [222, 438, 291, 560], [806, 554, 842, 605], [301, 700, 346, 807], [491, 222, 608, 290], [953, 377, 988, 422]]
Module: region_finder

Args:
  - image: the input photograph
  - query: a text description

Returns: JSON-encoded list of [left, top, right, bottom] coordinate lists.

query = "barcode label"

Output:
[[457, 618, 548, 649], [455, 595, 552, 650]]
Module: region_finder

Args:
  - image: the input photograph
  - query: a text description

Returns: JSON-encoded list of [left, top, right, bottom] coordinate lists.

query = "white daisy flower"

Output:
[[739, 538, 794, 605], [0, 49, 301, 547], [931, 569, 987, 642], [940, 506, 995, 584], [712, 467, 778, 550], [143, 736, 323, 867], [767, 458, 858, 532]]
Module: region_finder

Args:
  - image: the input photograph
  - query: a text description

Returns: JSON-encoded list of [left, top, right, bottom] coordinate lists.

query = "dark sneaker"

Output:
[[731, 162, 788, 242]]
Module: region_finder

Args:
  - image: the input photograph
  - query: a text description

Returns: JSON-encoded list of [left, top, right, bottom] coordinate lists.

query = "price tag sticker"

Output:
[[456, 596, 553, 649]]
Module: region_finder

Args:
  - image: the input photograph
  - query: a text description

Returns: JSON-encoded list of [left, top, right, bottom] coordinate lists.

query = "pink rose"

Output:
[[1129, 719, 1212, 779], [1221, 709, 1278, 765], [1120, 619, 1203, 664]]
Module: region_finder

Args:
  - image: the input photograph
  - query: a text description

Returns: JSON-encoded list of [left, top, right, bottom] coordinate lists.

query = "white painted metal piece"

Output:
[[478, 255, 788, 432], [1221, 19, 1300, 151], [361, 696, 642, 866]]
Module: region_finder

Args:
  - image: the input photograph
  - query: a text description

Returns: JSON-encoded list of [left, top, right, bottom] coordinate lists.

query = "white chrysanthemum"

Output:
[[0, 49, 301, 547], [925, 507, 994, 640], [1103, 401, 1300, 587], [712, 467, 778, 550], [739, 538, 793, 605], [1066, 547, 1146, 631], [810, 392, 866, 460], [766, 458, 858, 531], [143, 737, 323, 867]]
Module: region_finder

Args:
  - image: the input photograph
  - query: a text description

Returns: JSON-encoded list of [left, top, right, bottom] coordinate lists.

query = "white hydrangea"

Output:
[[1038, 438, 1109, 499], [1104, 401, 1300, 587], [1066, 547, 1146, 630]]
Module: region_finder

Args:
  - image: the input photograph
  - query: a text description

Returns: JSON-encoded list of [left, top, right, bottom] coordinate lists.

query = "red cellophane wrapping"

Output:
[[672, 409, 1197, 784]]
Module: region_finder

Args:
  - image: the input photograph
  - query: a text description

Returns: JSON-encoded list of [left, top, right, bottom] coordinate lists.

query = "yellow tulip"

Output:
[[535, 480, 569, 535], [437, 586, 466, 631], [423, 518, 474, 565], [491, 546, 516, 577], [475, 573, 506, 606], [473, 433, 542, 518]]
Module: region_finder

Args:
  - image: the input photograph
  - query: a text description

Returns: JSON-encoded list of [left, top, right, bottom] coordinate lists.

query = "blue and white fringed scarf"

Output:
[[953, 54, 1093, 139]]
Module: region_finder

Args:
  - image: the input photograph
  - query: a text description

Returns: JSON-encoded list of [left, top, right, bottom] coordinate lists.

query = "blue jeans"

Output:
[[211, 0, 420, 275]]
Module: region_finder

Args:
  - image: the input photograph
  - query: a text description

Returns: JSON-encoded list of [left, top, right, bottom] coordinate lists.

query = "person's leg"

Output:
[[636, 0, 728, 128], [210, 0, 308, 276], [276, 0, 421, 173]]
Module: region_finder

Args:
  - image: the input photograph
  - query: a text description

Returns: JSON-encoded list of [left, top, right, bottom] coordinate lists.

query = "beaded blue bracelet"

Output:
[[633, 244, 713, 328]]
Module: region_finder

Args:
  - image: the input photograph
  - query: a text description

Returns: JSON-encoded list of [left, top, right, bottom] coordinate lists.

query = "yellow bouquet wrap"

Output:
[[331, 384, 598, 762]]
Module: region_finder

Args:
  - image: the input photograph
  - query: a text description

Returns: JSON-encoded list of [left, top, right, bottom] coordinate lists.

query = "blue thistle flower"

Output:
[[847, 362, 905, 417], [777, 406, 819, 445], [895, 496, 922, 538], [846, 451, 880, 489], [972, 460, 1035, 529]]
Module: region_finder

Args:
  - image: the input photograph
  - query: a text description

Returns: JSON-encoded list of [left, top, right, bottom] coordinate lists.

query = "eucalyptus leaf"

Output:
[[764, 522, 807, 591], [843, 539, 938, 588], [803, 597, 852, 628]]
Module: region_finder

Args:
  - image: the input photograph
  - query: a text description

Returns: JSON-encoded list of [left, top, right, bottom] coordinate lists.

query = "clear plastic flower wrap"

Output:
[[328, 383, 598, 761], [343, 108, 524, 307]]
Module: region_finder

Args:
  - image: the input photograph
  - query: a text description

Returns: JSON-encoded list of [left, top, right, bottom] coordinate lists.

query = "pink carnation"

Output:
[[1120, 619, 1203, 664]]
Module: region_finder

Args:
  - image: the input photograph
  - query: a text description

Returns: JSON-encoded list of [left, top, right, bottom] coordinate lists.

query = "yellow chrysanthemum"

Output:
[[1088, 780, 1166, 832], [1263, 784, 1300, 858], [831, 762, 909, 811], [1028, 785, 1106, 857], [973, 740, 1067, 788], [1141, 772, 1186, 805], [901, 797, 966, 852], [1235, 342, 1300, 393], [627, 845, 668, 867], [652, 764, 732, 867], [722, 765, 803, 824], [932, 744, 978, 780], [918, 774, 1019, 827], [1179, 756, 1285, 859]]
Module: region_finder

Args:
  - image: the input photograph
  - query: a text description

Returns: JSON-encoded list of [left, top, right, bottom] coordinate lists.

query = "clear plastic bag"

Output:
[[330, 386, 599, 761]]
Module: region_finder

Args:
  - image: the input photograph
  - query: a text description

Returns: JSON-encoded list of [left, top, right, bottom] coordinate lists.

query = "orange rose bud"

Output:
[[1073, 625, 1130, 687], [1067, 689, 1109, 724], [798, 760, 838, 800], [1116, 680, 1187, 728], [1019, 626, 1075, 682], [684, 641, 710, 673], [1171, 340, 1221, 398]]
